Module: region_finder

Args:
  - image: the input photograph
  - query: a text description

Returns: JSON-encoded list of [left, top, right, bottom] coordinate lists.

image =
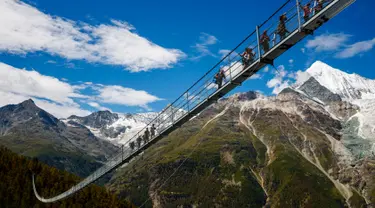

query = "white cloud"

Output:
[[294, 70, 311, 85], [264, 66, 270, 72], [267, 77, 282, 88], [221, 62, 244, 80], [335, 38, 375, 58], [45, 60, 57, 64], [267, 77, 290, 94], [0, 90, 90, 118], [34, 99, 91, 118], [249, 73, 262, 80], [274, 65, 287, 77], [88, 102, 100, 108], [218, 49, 231, 57], [266, 65, 314, 95], [272, 81, 290, 94], [96, 85, 161, 108], [88, 102, 110, 111], [305, 33, 350, 52], [218, 49, 238, 64], [266, 65, 291, 94], [0, 62, 80, 104], [191, 33, 218, 60], [0, 62, 162, 118], [0, 0, 185, 72], [205, 82, 217, 90], [199, 32, 218, 45], [0, 62, 90, 117], [0, 91, 30, 107], [206, 60, 260, 88], [305, 33, 375, 59], [63, 62, 79, 69]]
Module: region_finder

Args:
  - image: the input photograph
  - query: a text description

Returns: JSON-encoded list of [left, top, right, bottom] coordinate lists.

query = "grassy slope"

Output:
[[0, 145, 134, 208], [110, 107, 266, 207], [0, 134, 101, 177], [109, 104, 368, 207]]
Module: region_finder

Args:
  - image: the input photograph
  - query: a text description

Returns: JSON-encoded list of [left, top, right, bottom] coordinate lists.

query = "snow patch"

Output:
[[324, 106, 340, 121], [312, 97, 325, 105], [307, 61, 375, 100], [351, 99, 375, 141]]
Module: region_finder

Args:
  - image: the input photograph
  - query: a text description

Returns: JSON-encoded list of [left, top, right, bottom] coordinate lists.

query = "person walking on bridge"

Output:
[[277, 13, 289, 41], [150, 124, 156, 138], [314, 0, 324, 14], [136, 135, 142, 149], [241, 48, 255, 67], [301, 2, 312, 22], [214, 69, 226, 89], [260, 30, 270, 53], [143, 128, 150, 143]]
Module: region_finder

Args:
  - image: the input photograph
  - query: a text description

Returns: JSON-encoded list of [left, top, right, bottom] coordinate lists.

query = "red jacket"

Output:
[[303, 6, 311, 17]]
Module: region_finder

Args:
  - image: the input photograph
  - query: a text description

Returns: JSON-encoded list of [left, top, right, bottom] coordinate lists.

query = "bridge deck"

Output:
[[33, 0, 355, 203]]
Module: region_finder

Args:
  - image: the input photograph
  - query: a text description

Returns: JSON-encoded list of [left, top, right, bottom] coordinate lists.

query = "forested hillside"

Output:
[[0, 146, 134, 208]]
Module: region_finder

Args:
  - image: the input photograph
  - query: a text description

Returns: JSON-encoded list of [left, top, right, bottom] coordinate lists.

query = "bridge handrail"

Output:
[[33, 0, 348, 202]]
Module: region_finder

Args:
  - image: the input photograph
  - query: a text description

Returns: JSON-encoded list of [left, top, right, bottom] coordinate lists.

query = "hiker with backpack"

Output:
[[241, 48, 255, 67], [136, 135, 142, 149], [277, 13, 289, 41], [301, 2, 312, 22], [260, 30, 270, 53], [143, 128, 150, 143], [314, 0, 324, 14], [214, 69, 226, 89], [150, 124, 156, 138]]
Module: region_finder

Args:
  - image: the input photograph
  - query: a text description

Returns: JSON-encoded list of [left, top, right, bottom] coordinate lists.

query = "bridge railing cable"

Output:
[[34, 0, 344, 202], [72, 0, 310, 185], [100, 0, 324, 186], [112, 0, 338, 169], [113, 0, 302, 169]]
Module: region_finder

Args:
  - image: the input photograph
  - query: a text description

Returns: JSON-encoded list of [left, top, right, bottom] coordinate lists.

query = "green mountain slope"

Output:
[[108, 91, 373, 207], [0, 99, 118, 177], [0, 145, 134, 208]]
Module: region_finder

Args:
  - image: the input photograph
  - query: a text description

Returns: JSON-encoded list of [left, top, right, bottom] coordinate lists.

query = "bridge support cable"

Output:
[[33, 0, 355, 203]]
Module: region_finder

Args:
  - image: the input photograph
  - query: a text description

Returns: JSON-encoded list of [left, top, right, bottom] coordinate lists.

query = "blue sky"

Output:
[[0, 0, 374, 118]]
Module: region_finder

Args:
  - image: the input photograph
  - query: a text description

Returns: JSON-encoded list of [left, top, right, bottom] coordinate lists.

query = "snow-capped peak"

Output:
[[301, 61, 375, 142], [65, 108, 187, 146], [306, 61, 375, 100]]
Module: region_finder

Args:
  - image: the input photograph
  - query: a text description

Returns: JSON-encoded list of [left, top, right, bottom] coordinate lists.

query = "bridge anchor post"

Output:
[[296, 0, 302, 32], [256, 25, 261, 60]]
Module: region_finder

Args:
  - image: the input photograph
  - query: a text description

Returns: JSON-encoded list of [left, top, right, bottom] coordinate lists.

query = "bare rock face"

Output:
[[108, 89, 374, 207], [299, 77, 342, 103], [68, 111, 130, 140], [68, 110, 119, 129], [328, 101, 359, 120], [103, 61, 375, 207]]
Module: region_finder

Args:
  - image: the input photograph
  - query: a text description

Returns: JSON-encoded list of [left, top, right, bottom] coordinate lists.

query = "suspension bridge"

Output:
[[33, 0, 355, 203]]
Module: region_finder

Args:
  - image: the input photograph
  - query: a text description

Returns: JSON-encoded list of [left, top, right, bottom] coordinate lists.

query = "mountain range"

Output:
[[0, 99, 118, 177], [106, 61, 375, 207], [0, 61, 374, 207]]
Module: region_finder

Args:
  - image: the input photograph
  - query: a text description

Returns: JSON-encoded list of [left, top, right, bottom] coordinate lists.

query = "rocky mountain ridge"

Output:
[[304, 61, 375, 100], [0, 99, 118, 177], [106, 61, 375, 207], [1, 61, 373, 207]]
